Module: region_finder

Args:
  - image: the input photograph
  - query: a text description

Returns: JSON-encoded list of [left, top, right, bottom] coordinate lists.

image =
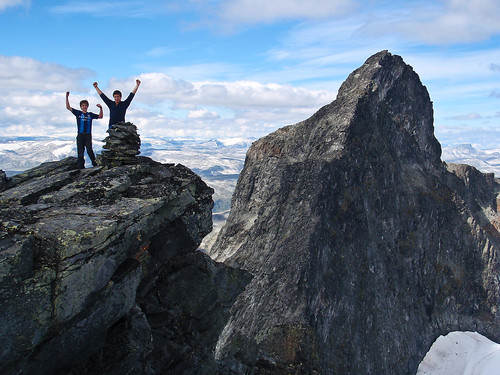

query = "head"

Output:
[[79, 100, 89, 112], [113, 90, 122, 104]]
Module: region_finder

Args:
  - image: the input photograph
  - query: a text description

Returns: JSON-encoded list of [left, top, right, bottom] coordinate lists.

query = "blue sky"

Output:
[[1, 0, 499, 148]]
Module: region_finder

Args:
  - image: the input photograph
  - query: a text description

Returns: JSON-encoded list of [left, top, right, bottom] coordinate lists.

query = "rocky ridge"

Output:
[[0, 134, 250, 374], [209, 51, 500, 374]]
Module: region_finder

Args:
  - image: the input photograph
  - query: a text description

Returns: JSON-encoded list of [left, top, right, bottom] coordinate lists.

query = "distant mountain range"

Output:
[[441, 144, 500, 176], [1, 137, 498, 217], [0, 136, 250, 213]]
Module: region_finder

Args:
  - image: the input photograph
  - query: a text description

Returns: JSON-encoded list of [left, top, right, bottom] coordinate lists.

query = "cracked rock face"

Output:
[[0, 155, 219, 374], [209, 51, 500, 374]]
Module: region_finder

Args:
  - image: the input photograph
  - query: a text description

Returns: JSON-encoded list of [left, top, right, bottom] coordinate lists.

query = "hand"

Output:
[[93, 82, 98, 88], [66, 91, 70, 97], [136, 79, 141, 86], [96, 104, 102, 108]]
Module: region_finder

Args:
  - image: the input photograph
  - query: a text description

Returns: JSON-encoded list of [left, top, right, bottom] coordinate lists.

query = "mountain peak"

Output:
[[242, 50, 441, 176], [209, 51, 499, 374]]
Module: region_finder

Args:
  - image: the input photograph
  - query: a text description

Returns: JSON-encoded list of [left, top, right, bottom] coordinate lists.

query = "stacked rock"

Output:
[[0, 170, 7, 192], [99, 122, 141, 167]]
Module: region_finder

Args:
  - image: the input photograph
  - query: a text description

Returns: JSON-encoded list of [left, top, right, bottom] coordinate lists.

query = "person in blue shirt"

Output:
[[66, 91, 103, 169], [93, 79, 141, 128]]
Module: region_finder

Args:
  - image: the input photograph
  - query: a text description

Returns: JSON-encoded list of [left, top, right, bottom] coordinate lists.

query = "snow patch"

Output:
[[417, 331, 500, 375]]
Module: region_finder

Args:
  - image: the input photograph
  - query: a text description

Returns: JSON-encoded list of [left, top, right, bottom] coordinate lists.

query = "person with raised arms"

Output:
[[93, 79, 141, 128], [66, 91, 103, 168]]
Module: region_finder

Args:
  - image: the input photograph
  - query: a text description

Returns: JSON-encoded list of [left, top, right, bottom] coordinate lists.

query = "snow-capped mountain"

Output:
[[139, 137, 252, 213], [0, 136, 253, 213], [1, 139, 498, 209], [3, 138, 498, 176], [442, 144, 500, 176], [0, 137, 76, 175]]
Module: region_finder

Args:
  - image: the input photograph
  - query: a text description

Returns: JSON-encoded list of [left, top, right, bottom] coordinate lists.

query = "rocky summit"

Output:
[[0, 149, 250, 374], [209, 50, 500, 374]]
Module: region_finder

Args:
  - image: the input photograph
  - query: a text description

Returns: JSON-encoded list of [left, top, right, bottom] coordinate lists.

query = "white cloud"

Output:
[[450, 113, 483, 121], [359, 0, 500, 45], [115, 74, 333, 139], [49, 0, 188, 18], [449, 111, 500, 121], [0, 55, 93, 91], [135, 62, 249, 83], [105, 73, 194, 105], [192, 80, 335, 108], [435, 124, 500, 148], [46, 0, 500, 46], [217, 0, 355, 26], [196, 0, 500, 44], [404, 50, 500, 82], [0, 56, 99, 138], [50, 1, 154, 17], [0, 90, 105, 138], [187, 108, 220, 119], [108, 73, 335, 110], [146, 46, 178, 58], [0, 0, 29, 11], [422, 0, 500, 43], [0, 57, 336, 140], [1, 50, 496, 143]]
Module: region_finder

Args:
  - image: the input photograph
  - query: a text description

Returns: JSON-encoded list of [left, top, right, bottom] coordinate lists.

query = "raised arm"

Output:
[[131, 79, 141, 94], [66, 91, 72, 111], [93, 82, 103, 95], [96, 104, 103, 119]]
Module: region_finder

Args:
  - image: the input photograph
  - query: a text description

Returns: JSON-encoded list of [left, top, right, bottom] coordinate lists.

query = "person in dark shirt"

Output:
[[93, 79, 141, 127], [66, 91, 103, 169]]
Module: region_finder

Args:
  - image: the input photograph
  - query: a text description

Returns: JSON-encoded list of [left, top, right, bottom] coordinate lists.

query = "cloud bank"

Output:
[[0, 0, 29, 12], [217, 0, 355, 26], [0, 55, 335, 139], [1, 0, 499, 147]]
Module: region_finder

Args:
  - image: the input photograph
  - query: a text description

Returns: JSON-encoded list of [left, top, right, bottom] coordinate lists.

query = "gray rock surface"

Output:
[[209, 51, 500, 374], [0, 148, 249, 374]]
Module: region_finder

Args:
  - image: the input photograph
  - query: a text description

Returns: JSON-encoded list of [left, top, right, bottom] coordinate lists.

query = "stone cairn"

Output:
[[0, 170, 7, 192], [99, 122, 141, 167]]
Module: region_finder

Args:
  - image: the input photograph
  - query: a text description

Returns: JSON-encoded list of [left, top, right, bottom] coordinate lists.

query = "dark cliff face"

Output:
[[0, 146, 250, 375], [209, 51, 500, 374]]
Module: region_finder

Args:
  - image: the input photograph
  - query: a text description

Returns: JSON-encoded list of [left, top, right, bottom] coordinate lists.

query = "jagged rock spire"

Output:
[[209, 51, 499, 374]]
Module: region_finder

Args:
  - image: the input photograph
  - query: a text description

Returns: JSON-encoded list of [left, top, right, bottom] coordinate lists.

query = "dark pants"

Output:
[[76, 133, 96, 169]]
